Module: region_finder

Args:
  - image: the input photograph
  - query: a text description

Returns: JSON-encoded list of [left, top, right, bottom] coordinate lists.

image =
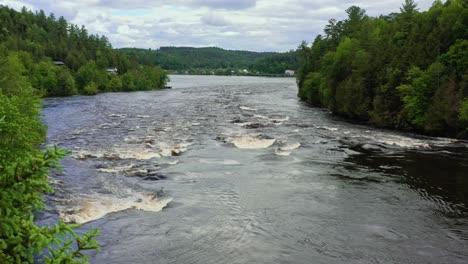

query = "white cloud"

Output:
[[6, 0, 437, 51]]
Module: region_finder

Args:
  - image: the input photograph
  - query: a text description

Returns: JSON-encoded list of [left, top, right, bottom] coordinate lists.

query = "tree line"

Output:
[[120, 46, 299, 75], [0, 5, 168, 97], [297, 0, 467, 138]]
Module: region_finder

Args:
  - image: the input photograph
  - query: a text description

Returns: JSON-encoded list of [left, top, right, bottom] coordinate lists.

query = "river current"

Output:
[[42, 75, 468, 263]]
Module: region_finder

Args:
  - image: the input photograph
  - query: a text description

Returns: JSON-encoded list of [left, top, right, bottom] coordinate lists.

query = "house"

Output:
[[53, 61, 65, 66], [285, 70, 295, 76], [106, 67, 118, 74]]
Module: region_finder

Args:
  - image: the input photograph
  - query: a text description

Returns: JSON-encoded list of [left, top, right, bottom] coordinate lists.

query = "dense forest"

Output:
[[297, 0, 467, 138], [120, 47, 299, 75], [0, 6, 168, 97]]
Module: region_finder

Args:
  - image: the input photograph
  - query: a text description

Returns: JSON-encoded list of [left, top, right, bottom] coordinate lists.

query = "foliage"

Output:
[[460, 98, 468, 122], [0, 5, 168, 96], [250, 51, 299, 74], [119, 46, 298, 75], [296, 0, 468, 137], [0, 53, 99, 262], [82, 81, 98, 95]]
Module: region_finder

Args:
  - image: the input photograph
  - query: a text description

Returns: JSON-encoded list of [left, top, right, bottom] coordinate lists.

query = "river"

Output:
[[41, 75, 468, 264]]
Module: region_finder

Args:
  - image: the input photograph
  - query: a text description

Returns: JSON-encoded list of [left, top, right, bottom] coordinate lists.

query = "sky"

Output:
[[4, 0, 436, 52]]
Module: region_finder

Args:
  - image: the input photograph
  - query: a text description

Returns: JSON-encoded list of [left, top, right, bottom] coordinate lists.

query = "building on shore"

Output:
[[106, 67, 118, 74], [53, 61, 65, 66], [285, 70, 295, 76]]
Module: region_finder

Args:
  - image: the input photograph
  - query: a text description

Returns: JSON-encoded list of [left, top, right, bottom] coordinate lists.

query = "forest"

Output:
[[0, 6, 168, 97], [120, 47, 299, 75], [297, 0, 467, 138]]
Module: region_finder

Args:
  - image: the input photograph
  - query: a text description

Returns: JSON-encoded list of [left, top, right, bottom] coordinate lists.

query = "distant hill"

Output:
[[119, 46, 298, 74]]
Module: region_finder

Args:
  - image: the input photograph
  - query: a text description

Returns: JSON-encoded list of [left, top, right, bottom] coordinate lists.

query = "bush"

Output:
[[0, 51, 99, 263], [460, 98, 468, 122], [82, 82, 98, 95]]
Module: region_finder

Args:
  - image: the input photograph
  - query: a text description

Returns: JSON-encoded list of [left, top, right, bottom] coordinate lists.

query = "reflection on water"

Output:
[[346, 149, 468, 219], [42, 75, 468, 263]]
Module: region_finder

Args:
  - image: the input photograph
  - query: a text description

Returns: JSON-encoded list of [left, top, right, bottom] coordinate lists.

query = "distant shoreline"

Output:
[[169, 73, 296, 78]]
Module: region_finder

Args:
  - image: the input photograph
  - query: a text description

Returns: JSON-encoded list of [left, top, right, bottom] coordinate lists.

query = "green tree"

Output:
[[0, 51, 99, 263]]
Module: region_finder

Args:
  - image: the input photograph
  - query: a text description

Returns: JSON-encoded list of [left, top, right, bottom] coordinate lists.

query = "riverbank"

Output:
[[296, 1, 467, 140]]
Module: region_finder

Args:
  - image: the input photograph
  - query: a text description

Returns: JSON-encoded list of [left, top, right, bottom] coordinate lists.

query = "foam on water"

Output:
[[239, 106, 257, 111], [228, 134, 276, 149], [275, 150, 292, 156], [199, 159, 241, 165], [97, 164, 135, 173], [73, 143, 189, 160], [278, 142, 301, 151], [59, 193, 172, 224]]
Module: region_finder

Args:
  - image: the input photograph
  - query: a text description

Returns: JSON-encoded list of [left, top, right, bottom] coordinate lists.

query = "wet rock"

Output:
[[215, 135, 229, 143], [103, 153, 122, 160], [244, 122, 267, 129], [74, 151, 102, 159], [95, 164, 109, 169], [126, 169, 148, 177], [171, 149, 182, 156], [230, 117, 246, 124], [142, 173, 168, 181]]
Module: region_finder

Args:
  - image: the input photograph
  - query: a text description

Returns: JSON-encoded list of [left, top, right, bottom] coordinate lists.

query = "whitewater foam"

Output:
[[230, 134, 276, 149], [59, 193, 172, 224]]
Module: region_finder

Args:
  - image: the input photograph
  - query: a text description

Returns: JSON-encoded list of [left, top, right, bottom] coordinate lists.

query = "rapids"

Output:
[[41, 75, 468, 264]]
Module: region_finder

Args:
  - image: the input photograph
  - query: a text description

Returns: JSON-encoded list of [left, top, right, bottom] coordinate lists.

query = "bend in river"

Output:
[[41, 75, 468, 264]]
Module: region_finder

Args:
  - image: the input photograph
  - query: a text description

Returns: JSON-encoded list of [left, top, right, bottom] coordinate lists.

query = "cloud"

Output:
[[7, 0, 437, 52], [193, 0, 256, 10], [201, 13, 230, 27]]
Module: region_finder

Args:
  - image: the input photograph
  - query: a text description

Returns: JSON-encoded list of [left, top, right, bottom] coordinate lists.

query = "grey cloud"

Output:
[[95, 0, 255, 10], [193, 0, 256, 10], [201, 13, 230, 26], [20, 0, 79, 20]]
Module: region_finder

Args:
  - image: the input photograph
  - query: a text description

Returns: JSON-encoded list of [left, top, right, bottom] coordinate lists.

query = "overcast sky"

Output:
[[4, 0, 436, 52]]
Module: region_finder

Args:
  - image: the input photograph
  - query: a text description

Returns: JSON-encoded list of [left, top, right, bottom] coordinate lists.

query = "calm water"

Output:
[[42, 75, 468, 264]]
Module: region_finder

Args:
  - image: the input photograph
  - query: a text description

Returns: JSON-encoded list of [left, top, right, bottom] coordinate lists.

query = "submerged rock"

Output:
[[239, 122, 268, 129]]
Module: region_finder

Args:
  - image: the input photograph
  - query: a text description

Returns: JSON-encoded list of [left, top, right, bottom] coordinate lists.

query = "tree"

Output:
[[0, 50, 99, 263], [400, 0, 419, 15], [296, 0, 467, 137]]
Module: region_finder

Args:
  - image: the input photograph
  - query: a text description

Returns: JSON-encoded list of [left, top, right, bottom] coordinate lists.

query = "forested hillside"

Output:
[[0, 5, 167, 97], [251, 51, 299, 75], [297, 0, 467, 138], [120, 47, 298, 75]]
